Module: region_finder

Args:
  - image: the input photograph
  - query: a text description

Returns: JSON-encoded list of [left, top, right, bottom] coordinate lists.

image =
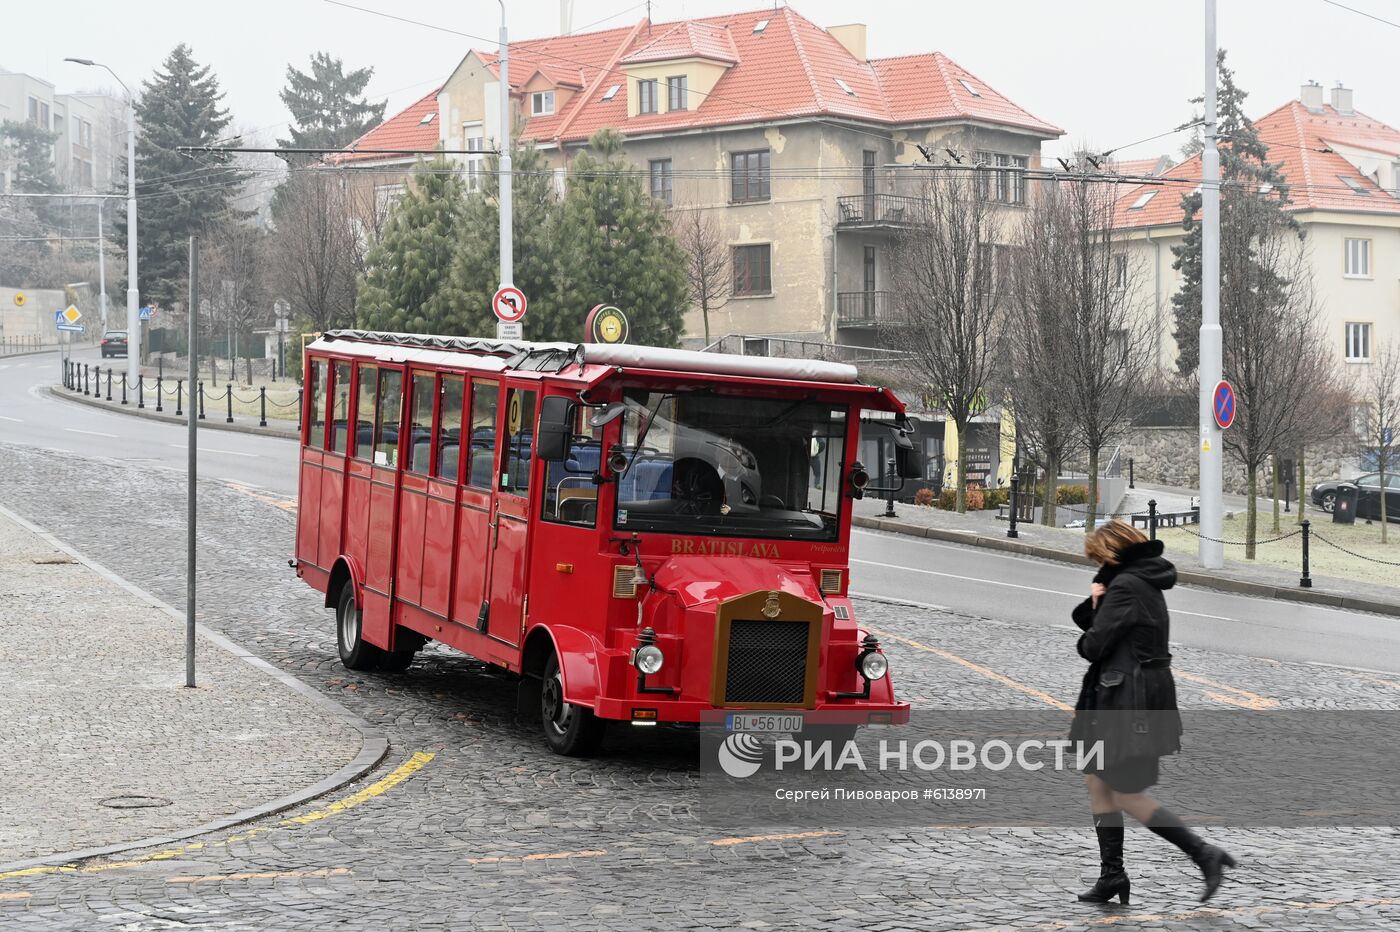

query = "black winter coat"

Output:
[[1067, 539, 1183, 765]]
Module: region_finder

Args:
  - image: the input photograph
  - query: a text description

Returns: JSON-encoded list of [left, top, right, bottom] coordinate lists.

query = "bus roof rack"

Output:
[[322, 329, 582, 371]]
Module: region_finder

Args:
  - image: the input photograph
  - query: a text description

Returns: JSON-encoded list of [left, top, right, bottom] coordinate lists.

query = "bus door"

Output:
[[393, 369, 438, 610], [484, 384, 537, 646], [453, 378, 499, 632], [316, 359, 353, 570], [348, 363, 405, 648]]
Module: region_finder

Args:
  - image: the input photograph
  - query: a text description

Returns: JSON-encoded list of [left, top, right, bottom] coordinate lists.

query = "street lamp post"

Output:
[[66, 57, 138, 389], [1196, 2, 1224, 569]]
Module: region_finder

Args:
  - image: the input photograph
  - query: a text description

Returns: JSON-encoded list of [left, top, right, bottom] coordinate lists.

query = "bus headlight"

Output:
[[635, 644, 664, 675], [856, 633, 887, 681]]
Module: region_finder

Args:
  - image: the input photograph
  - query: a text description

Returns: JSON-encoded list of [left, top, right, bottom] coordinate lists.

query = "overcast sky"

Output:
[[6, 0, 1397, 159]]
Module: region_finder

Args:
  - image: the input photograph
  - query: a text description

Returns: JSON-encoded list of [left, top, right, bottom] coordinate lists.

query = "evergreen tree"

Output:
[[119, 44, 247, 308], [440, 140, 561, 338], [552, 129, 688, 346], [356, 159, 468, 331], [1170, 50, 1293, 374], [277, 53, 385, 153], [1, 120, 61, 227]]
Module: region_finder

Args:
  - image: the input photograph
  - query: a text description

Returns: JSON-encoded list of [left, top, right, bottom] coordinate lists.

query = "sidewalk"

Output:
[[853, 495, 1400, 617], [0, 508, 374, 867]]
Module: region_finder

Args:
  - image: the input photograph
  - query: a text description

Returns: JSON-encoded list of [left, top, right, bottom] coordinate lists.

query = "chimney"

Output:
[[1300, 81, 1324, 111], [829, 23, 867, 62], [560, 0, 574, 36], [1330, 82, 1354, 114]]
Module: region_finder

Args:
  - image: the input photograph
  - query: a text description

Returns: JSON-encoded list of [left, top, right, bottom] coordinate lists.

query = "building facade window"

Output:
[[638, 79, 659, 114], [667, 75, 688, 111], [531, 91, 555, 116], [649, 158, 673, 206], [733, 244, 772, 296], [1112, 253, 1128, 289], [730, 149, 770, 203], [1345, 322, 1372, 361], [1344, 237, 1371, 277], [463, 122, 486, 192]]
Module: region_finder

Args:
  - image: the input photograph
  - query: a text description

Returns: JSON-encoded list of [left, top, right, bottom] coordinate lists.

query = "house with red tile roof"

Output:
[[347, 5, 1061, 346], [1114, 82, 1400, 373]]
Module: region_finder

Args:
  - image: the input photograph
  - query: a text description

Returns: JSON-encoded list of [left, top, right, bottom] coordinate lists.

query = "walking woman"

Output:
[[1070, 520, 1236, 905]]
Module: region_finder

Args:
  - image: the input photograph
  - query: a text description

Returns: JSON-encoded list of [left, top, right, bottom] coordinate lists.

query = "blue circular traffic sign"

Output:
[[1212, 380, 1236, 430]]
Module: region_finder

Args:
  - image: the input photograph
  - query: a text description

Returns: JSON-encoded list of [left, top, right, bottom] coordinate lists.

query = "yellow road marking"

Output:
[[467, 850, 608, 864], [709, 831, 844, 846], [222, 481, 297, 514], [0, 752, 435, 883], [167, 867, 350, 884], [1339, 670, 1400, 692], [1174, 671, 1280, 709], [874, 629, 1073, 711], [0, 891, 31, 902]]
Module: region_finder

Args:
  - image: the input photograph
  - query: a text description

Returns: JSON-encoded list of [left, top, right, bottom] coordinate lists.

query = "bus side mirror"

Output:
[[894, 432, 922, 479], [537, 396, 574, 462]]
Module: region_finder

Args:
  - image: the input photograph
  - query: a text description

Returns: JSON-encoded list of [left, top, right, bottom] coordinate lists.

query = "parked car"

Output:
[[1312, 473, 1400, 521], [100, 330, 129, 358]]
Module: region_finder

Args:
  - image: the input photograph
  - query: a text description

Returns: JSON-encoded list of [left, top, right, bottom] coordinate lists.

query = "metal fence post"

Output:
[[83, 363, 89, 396], [1128, 457, 1135, 489], [121, 375, 128, 405], [1300, 520, 1312, 588], [156, 376, 163, 412], [1148, 498, 1158, 541], [176, 378, 183, 417], [106, 367, 112, 401], [137, 375, 144, 409], [198, 382, 205, 420], [225, 383, 233, 423], [259, 386, 267, 427], [1007, 474, 1020, 539]]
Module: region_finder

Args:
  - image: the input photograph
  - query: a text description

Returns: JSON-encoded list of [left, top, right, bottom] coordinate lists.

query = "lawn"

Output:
[[1156, 512, 1400, 589]]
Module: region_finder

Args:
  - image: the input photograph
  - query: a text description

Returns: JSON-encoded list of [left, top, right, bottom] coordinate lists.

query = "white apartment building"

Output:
[[0, 66, 126, 195]]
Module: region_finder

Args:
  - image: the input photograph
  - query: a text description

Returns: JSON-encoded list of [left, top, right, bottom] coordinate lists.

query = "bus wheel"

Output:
[[336, 583, 383, 671], [540, 653, 605, 756]]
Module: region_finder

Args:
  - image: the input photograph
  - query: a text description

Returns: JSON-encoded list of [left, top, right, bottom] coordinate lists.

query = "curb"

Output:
[[46, 383, 299, 441], [851, 514, 1400, 619], [0, 501, 388, 874], [0, 347, 65, 361]]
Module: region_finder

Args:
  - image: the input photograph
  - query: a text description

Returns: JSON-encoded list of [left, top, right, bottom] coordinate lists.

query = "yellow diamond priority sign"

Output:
[[61, 305, 82, 324]]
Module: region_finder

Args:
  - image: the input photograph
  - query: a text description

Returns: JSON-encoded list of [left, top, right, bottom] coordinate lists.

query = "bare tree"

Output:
[[673, 204, 730, 346], [271, 170, 359, 334], [883, 163, 1005, 513], [1358, 339, 1400, 543], [1052, 173, 1154, 530], [203, 219, 269, 384]]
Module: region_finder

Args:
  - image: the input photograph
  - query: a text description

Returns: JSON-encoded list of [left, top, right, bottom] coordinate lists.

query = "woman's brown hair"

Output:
[[1084, 519, 1149, 566]]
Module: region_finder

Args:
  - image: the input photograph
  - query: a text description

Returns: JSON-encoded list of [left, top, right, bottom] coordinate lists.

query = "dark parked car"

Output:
[[100, 330, 129, 358], [1312, 472, 1400, 522]]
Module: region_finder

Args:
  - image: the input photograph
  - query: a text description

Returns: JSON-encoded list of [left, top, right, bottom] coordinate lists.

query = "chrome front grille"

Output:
[[723, 619, 812, 705]]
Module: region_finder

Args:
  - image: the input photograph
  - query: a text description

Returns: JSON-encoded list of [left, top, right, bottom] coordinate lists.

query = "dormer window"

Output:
[[667, 75, 688, 111], [638, 79, 659, 115], [531, 91, 555, 116]]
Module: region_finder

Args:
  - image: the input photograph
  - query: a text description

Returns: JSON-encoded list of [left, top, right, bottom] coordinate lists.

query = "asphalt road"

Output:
[[6, 345, 1398, 677]]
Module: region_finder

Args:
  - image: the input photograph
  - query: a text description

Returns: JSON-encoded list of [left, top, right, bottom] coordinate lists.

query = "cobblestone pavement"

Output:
[[1, 440, 1398, 930], [0, 508, 361, 865]]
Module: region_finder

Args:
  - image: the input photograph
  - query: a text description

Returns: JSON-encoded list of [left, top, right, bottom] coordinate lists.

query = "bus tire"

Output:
[[540, 652, 605, 756], [378, 648, 416, 673], [336, 583, 383, 672]]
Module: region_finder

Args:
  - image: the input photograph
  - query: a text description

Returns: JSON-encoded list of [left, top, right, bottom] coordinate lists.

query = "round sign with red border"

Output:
[[492, 286, 527, 323], [1212, 379, 1236, 430]]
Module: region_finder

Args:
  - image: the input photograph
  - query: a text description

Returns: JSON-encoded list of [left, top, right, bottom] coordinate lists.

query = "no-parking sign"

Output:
[[1213, 380, 1236, 430]]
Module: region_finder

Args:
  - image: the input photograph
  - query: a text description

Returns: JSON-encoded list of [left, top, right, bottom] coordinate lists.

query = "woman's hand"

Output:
[[1090, 582, 1107, 608]]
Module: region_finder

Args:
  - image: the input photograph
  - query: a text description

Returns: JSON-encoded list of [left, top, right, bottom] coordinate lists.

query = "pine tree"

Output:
[[440, 141, 561, 338], [1, 120, 61, 227], [355, 159, 468, 332], [277, 53, 385, 153], [118, 44, 247, 308], [552, 129, 688, 347], [1170, 50, 1293, 375]]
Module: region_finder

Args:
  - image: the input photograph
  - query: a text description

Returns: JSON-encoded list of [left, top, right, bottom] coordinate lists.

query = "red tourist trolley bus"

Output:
[[293, 329, 917, 754]]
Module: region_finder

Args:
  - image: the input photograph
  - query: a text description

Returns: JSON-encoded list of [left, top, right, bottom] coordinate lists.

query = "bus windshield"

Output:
[[612, 389, 847, 542]]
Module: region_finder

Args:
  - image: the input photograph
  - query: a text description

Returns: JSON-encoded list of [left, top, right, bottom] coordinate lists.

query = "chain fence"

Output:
[[60, 360, 301, 431]]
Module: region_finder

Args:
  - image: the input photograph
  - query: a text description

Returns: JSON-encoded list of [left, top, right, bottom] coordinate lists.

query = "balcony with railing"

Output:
[[835, 194, 927, 228], [836, 291, 894, 328]]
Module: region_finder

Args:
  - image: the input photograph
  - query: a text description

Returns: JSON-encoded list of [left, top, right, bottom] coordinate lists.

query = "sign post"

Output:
[[492, 285, 527, 341]]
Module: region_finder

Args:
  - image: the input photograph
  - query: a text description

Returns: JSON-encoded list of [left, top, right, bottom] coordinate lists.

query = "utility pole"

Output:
[[186, 236, 199, 689], [1198, 0, 1224, 568], [96, 200, 108, 329], [66, 58, 139, 387], [495, 0, 514, 339]]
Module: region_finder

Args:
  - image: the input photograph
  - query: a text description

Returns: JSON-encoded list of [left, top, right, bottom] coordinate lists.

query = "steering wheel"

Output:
[[671, 458, 724, 516]]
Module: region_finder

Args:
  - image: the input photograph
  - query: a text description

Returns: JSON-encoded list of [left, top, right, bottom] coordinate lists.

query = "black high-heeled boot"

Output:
[[1146, 806, 1238, 902], [1077, 812, 1130, 904]]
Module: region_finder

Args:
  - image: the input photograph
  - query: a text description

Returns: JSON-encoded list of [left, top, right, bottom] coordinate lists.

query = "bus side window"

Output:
[[436, 375, 464, 482], [407, 371, 434, 474], [467, 379, 498, 489], [501, 388, 536, 495], [374, 369, 403, 468], [353, 364, 377, 461], [543, 403, 599, 527], [306, 359, 325, 447], [330, 362, 351, 453]]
